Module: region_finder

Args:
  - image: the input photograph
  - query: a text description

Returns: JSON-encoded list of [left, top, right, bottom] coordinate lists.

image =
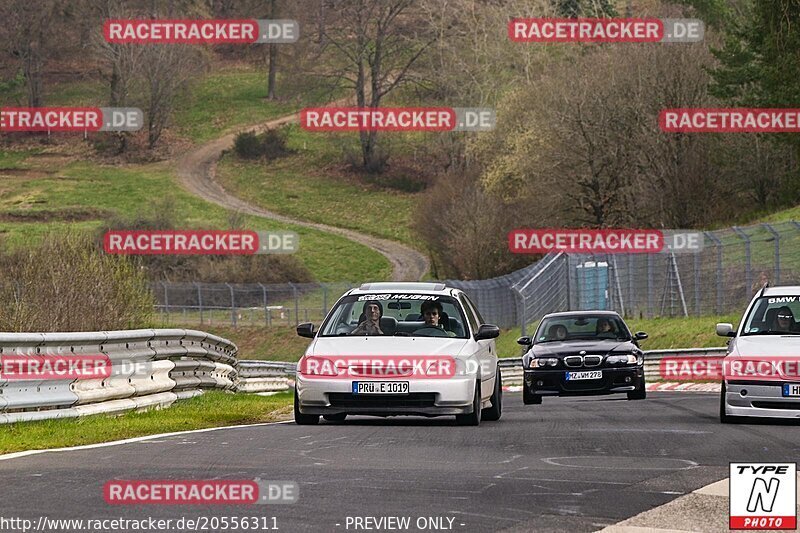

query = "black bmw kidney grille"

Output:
[[563, 356, 582, 367], [583, 355, 602, 367]]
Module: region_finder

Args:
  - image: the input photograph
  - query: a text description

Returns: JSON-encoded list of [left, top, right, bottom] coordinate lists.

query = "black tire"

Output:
[[294, 390, 319, 425], [523, 385, 542, 405], [719, 381, 742, 424], [455, 381, 482, 426], [323, 413, 347, 422], [482, 368, 502, 421], [627, 379, 647, 400]]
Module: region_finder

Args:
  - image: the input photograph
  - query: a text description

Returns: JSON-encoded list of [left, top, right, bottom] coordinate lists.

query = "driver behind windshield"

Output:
[[772, 306, 798, 333], [414, 300, 456, 337], [596, 318, 616, 337], [350, 300, 384, 336]]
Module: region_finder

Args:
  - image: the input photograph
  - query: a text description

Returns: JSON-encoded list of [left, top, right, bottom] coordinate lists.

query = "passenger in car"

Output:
[[350, 300, 385, 336], [414, 300, 456, 337], [772, 306, 799, 333]]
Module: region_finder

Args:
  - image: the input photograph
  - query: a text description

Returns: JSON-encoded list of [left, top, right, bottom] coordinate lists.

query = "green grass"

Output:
[[0, 157, 391, 282], [216, 125, 419, 247], [0, 391, 292, 454], [174, 70, 335, 142], [208, 325, 312, 361]]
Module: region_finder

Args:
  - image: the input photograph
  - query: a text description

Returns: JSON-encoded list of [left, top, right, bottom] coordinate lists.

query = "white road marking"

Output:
[[0, 420, 293, 462]]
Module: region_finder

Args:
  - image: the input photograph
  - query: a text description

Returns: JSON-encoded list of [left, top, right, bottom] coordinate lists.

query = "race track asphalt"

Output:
[[1, 392, 798, 533]]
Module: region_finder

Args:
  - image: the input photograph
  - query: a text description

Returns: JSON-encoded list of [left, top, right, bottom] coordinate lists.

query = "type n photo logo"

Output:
[[730, 463, 796, 530]]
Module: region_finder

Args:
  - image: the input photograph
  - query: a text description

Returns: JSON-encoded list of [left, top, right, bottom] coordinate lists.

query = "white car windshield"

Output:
[[742, 296, 800, 335], [319, 294, 469, 338]]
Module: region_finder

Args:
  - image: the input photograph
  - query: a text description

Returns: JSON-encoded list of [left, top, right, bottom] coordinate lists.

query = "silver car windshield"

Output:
[[319, 294, 469, 338], [742, 296, 800, 336]]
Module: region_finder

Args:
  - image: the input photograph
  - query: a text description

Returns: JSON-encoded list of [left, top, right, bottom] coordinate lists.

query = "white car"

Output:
[[293, 282, 502, 426], [718, 285, 800, 422]]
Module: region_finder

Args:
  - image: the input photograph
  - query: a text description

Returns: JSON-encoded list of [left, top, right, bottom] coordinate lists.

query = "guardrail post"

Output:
[[762, 223, 780, 285], [732, 226, 751, 302], [705, 232, 723, 314]]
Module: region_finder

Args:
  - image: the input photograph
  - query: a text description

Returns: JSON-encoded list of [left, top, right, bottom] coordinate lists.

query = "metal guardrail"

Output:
[[0, 334, 728, 423], [0, 329, 250, 424]]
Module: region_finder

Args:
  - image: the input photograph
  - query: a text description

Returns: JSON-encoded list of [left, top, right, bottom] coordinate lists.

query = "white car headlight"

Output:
[[530, 357, 558, 368]]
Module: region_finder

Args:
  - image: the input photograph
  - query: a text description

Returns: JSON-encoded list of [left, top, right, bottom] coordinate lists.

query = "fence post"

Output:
[[732, 226, 751, 302], [564, 254, 571, 312], [194, 282, 203, 325], [162, 282, 169, 322], [706, 232, 723, 314], [512, 286, 525, 336], [762, 223, 780, 285], [693, 250, 700, 316], [647, 254, 654, 317], [225, 283, 236, 327], [289, 282, 299, 326], [258, 283, 268, 326]]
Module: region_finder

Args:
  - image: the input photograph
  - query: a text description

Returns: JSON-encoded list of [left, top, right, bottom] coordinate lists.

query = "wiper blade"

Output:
[[744, 331, 800, 336]]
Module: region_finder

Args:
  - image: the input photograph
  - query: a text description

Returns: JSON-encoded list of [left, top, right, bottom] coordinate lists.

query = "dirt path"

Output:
[[175, 110, 429, 281]]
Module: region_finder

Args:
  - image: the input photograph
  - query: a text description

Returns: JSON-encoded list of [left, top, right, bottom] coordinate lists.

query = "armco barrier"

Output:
[[0, 330, 728, 424], [0, 329, 240, 424]]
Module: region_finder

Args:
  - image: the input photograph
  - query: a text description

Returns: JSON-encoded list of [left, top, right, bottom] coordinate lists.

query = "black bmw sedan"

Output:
[[520, 311, 648, 404]]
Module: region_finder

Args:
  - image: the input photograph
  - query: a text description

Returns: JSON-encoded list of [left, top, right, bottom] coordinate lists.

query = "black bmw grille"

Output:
[[328, 393, 436, 409]]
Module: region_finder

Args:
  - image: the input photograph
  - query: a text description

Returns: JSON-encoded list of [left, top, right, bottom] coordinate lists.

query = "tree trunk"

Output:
[[267, 44, 277, 100], [266, 0, 278, 100], [23, 42, 43, 108]]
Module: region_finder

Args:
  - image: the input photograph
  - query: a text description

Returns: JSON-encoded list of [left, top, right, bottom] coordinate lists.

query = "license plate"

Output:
[[352, 381, 409, 394], [565, 371, 602, 381], [783, 383, 800, 397]]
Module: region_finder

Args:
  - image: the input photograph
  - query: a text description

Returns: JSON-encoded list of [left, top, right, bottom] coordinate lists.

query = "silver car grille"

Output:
[[563, 356, 583, 368]]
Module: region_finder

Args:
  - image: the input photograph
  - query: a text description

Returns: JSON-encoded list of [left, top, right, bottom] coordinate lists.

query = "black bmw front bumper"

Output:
[[524, 366, 645, 396]]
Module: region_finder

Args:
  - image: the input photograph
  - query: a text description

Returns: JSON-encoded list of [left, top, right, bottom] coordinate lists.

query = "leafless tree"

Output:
[[139, 44, 206, 149], [318, 0, 439, 172]]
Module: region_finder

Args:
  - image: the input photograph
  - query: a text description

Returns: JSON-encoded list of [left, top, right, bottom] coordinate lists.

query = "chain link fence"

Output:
[[153, 220, 800, 332]]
